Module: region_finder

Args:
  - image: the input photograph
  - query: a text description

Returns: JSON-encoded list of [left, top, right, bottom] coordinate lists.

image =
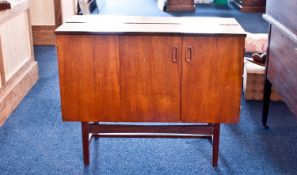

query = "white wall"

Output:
[[61, 0, 77, 23], [29, 0, 55, 25]]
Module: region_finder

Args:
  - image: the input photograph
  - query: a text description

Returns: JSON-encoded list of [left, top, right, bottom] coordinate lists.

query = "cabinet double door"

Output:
[[57, 35, 243, 123]]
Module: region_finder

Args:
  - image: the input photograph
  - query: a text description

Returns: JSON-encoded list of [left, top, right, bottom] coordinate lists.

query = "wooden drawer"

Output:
[[266, 0, 297, 36], [267, 26, 297, 116]]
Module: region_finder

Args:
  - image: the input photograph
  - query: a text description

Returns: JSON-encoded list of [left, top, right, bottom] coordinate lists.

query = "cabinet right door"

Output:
[[181, 36, 244, 123]]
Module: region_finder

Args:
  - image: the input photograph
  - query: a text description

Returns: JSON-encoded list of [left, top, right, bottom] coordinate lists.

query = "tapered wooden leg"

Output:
[[82, 122, 90, 165], [262, 78, 272, 129], [212, 124, 220, 167]]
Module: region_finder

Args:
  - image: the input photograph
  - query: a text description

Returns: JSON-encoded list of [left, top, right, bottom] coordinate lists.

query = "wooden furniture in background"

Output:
[[0, 1, 11, 11], [55, 16, 246, 166], [30, 0, 77, 45], [0, 0, 39, 126], [231, 0, 266, 13], [166, 0, 195, 11], [262, 0, 297, 127]]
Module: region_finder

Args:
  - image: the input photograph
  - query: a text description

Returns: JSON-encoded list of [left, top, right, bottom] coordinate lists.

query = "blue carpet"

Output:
[[1, 1, 297, 174]]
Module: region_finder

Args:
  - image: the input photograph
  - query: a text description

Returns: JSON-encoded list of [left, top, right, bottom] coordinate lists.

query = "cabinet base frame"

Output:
[[81, 122, 220, 167]]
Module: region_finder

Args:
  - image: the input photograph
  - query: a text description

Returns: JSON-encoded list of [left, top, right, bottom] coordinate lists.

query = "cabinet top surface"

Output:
[[55, 15, 246, 36]]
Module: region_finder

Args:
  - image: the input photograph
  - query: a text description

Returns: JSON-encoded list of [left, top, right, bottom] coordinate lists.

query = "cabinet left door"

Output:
[[120, 36, 182, 122], [56, 35, 121, 122]]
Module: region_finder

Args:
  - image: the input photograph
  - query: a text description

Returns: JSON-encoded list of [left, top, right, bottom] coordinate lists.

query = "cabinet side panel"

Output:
[[120, 36, 181, 122], [56, 35, 120, 122], [267, 27, 297, 117], [266, 0, 297, 36], [181, 36, 244, 123]]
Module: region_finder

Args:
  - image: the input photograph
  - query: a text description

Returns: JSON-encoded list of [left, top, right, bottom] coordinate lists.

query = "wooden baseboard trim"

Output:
[[0, 61, 39, 126], [32, 25, 56, 45]]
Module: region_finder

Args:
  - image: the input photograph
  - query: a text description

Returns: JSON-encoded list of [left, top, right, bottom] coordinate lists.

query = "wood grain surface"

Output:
[[267, 27, 297, 117], [56, 35, 120, 122], [181, 36, 244, 123], [120, 36, 182, 122], [56, 16, 246, 123], [32, 26, 57, 45]]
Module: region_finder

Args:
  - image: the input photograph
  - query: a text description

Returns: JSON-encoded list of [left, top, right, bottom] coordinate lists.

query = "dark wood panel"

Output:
[[120, 36, 182, 122], [266, 0, 297, 36], [267, 27, 297, 116], [32, 25, 56, 45], [88, 123, 213, 135], [56, 35, 121, 122], [181, 37, 244, 123]]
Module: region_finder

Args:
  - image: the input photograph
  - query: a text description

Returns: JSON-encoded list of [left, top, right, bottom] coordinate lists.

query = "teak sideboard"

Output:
[[55, 16, 246, 166]]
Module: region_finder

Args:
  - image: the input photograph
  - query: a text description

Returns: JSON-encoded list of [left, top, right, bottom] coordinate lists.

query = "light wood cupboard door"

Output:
[[120, 36, 182, 122], [181, 37, 244, 123], [56, 35, 120, 122]]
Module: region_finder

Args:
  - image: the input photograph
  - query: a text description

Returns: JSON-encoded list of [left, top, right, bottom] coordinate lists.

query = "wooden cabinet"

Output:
[[57, 34, 244, 123], [56, 16, 245, 124], [265, 0, 297, 36], [166, 0, 195, 12], [56, 16, 246, 166], [262, 0, 297, 127], [231, 0, 266, 12]]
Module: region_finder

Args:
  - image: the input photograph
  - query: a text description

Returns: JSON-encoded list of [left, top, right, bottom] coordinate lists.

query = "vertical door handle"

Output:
[[172, 45, 178, 63], [186, 45, 192, 63]]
